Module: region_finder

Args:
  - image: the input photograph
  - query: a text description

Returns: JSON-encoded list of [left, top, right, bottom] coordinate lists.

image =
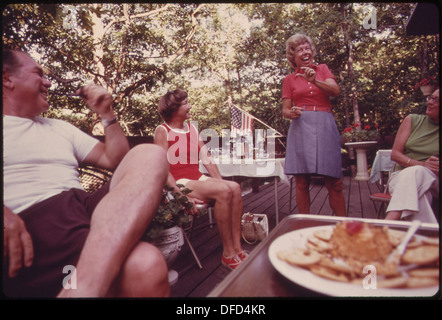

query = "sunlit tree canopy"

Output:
[[3, 3, 439, 141]]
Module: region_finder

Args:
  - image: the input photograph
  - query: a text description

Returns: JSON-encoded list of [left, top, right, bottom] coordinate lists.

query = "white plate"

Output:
[[268, 226, 439, 297]]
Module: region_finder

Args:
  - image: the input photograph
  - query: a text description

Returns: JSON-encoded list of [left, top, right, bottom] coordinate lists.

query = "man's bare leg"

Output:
[[58, 144, 169, 297], [107, 241, 170, 297]]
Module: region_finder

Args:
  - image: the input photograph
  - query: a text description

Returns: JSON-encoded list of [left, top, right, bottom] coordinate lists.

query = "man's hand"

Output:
[[3, 207, 34, 278], [78, 84, 114, 119]]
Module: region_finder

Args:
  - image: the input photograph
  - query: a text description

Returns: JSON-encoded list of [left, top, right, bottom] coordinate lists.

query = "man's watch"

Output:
[[101, 116, 118, 128]]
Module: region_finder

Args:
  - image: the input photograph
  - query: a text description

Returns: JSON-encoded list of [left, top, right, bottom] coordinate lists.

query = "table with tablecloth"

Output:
[[369, 149, 395, 185], [200, 157, 289, 224]]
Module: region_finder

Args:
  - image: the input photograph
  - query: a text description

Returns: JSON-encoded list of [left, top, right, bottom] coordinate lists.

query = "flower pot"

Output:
[[151, 225, 185, 267], [420, 85, 436, 96]]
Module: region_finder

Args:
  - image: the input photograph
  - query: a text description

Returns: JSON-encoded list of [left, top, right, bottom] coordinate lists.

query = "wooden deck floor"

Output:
[[169, 175, 383, 297]]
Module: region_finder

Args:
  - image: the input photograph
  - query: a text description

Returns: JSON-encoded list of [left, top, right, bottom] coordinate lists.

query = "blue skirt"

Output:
[[284, 111, 342, 179]]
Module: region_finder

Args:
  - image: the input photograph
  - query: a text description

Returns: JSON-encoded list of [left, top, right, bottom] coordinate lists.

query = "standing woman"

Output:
[[154, 89, 248, 270], [282, 33, 346, 216]]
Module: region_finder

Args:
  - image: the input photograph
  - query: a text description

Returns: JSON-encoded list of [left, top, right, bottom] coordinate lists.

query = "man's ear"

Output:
[[2, 68, 15, 90]]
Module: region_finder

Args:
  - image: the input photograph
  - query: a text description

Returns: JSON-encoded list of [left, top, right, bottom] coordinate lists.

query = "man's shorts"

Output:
[[2, 184, 110, 298]]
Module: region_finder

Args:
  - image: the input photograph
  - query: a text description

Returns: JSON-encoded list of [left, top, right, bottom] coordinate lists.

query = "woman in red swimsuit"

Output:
[[154, 89, 248, 270]]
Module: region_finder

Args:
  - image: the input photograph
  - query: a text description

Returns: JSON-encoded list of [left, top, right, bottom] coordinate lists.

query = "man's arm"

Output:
[[81, 84, 130, 170]]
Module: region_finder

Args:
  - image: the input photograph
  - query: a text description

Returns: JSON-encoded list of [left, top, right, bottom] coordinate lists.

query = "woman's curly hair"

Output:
[[158, 89, 188, 122], [285, 33, 316, 69]]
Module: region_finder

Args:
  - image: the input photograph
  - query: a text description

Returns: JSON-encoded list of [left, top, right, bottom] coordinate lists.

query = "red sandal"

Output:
[[236, 250, 249, 261], [221, 254, 242, 270]]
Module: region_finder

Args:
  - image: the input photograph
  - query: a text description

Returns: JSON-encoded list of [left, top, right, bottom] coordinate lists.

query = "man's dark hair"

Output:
[[3, 49, 25, 75]]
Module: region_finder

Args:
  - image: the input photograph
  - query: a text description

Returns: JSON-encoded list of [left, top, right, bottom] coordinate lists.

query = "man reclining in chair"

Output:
[[2, 49, 170, 298]]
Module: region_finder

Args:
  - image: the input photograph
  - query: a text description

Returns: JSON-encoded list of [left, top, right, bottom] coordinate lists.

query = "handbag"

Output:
[[241, 212, 269, 244]]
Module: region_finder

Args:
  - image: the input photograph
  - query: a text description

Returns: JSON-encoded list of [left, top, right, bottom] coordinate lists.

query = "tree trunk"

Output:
[[420, 38, 429, 78], [341, 4, 361, 129], [90, 4, 106, 86]]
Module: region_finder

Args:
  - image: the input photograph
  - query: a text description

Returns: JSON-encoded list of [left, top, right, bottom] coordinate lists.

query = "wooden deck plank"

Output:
[[359, 180, 378, 219], [346, 177, 363, 218], [169, 175, 386, 297], [309, 179, 330, 215]]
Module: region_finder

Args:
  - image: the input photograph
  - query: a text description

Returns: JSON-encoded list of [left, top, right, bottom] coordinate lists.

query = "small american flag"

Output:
[[230, 104, 253, 137]]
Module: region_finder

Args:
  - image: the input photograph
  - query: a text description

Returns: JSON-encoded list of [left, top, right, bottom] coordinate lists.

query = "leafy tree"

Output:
[[3, 3, 211, 135], [3, 3, 439, 143]]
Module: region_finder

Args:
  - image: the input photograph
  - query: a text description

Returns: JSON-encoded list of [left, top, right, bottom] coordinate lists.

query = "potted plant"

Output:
[[142, 185, 194, 268], [341, 123, 380, 144], [415, 76, 438, 96]]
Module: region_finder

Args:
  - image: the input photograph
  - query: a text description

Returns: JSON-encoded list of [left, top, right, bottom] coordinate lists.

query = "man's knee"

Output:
[[121, 144, 168, 177], [111, 144, 168, 190], [119, 241, 169, 297], [129, 144, 167, 168]]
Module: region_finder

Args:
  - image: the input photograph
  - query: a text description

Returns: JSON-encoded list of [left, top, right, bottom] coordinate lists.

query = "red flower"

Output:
[[353, 123, 360, 128], [417, 76, 436, 89], [364, 125, 370, 130], [375, 124, 379, 128]]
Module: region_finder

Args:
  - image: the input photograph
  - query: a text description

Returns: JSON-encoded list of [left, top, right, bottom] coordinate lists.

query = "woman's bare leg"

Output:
[[325, 177, 346, 217], [295, 175, 311, 213], [185, 178, 244, 257]]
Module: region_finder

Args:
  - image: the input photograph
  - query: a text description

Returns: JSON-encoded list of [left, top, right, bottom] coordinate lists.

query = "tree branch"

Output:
[[102, 4, 173, 37], [114, 4, 206, 105]]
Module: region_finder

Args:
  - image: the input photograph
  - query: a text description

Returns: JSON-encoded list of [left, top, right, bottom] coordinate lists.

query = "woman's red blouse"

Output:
[[282, 64, 335, 108]]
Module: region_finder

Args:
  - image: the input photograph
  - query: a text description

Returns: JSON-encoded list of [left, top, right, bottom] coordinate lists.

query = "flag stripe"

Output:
[[230, 104, 253, 136]]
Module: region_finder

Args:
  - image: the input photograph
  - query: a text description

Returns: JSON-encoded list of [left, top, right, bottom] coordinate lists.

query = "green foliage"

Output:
[[143, 185, 194, 241], [2, 3, 439, 139], [341, 123, 380, 142]]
